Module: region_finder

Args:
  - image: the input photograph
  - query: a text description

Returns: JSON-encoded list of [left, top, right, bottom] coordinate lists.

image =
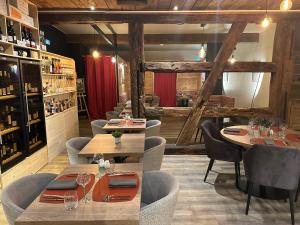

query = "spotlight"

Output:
[[280, 0, 292, 10], [111, 56, 116, 63], [173, 5, 178, 10], [261, 16, 272, 28], [90, 6, 95, 10], [92, 50, 100, 58]]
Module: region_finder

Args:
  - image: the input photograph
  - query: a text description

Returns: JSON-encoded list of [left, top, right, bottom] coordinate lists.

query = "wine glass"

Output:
[[64, 191, 78, 211], [279, 121, 288, 139], [106, 159, 116, 175], [248, 118, 255, 137], [76, 173, 91, 204]]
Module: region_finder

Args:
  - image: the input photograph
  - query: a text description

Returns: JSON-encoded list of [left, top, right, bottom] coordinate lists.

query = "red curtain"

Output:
[[154, 73, 177, 107], [85, 55, 116, 119]]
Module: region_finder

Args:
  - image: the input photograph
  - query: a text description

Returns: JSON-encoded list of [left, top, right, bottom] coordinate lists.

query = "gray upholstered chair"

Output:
[[140, 171, 179, 225], [243, 144, 300, 225], [106, 111, 120, 120], [91, 119, 108, 136], [66, 137, 91, 165], [145, 120, 161, 137], [201, 120, 242, 186], [143, 136, 166, 171], [1, 173, 57, 225]]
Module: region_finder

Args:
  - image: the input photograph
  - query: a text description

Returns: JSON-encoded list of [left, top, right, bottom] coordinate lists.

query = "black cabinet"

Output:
[[0, 56, 46, 172]]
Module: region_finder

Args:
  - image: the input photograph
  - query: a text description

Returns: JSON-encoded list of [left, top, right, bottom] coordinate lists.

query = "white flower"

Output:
[[99, 159, 105, 167], [104, 160, 110, 169]]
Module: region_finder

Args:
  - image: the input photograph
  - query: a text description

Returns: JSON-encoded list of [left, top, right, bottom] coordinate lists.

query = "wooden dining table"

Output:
[[78, 133, 145, 159], [15, 163, 143, 225], [103, 119, 146, 131]]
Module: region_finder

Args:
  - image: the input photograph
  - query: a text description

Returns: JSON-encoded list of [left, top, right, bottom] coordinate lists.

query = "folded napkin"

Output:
[[46, 179, 78, 190], [224, 128, 241, 133], [109, 178, 137, 188]]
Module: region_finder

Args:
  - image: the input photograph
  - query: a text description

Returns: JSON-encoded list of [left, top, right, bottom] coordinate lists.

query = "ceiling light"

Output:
[[280, 0, 292, 10], [160, 43, 164, 46], [90, 6, 95, 10], [92, 50, 100, 58], [173, 5, 178, 10], [111, 56, 116, 63], [199, 44, 206, 60], [261, 16, 272, 28], [229, 55, 236, 64]]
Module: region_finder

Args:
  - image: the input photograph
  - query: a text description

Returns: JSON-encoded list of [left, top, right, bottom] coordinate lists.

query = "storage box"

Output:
[[9, 5, 22, 20], [17, 0, 29, 15], [22, 13, 34, 27], [0, 0, 8, 15]]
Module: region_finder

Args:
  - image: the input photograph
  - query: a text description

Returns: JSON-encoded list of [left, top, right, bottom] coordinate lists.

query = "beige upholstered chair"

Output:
[[91, 119, 108, 136], [143, 136, 166, 171], [106, 111, 120, 120], [66, 137, 91, 165], [145, 120, 161, 137], [140, 171, 179, 225], [1, 173, 57, 225]]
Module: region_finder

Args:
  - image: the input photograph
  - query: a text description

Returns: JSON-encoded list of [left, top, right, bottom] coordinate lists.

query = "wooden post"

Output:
[[128, 22, 145, 118], [269, 20, 295, 119], [176, 22, 247, 145]]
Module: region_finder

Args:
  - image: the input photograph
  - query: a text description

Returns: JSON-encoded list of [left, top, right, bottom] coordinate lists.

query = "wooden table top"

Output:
[[221, 125, 300, 149], [78, 134, 145, 158], [103, 119, 146, 131], [16, 163, 143, 225]]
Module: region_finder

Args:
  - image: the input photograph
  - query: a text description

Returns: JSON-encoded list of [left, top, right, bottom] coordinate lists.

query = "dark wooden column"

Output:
[[128, 22, 145, 118], [177, 22, 247, 145], [269, 20, 295, 119]]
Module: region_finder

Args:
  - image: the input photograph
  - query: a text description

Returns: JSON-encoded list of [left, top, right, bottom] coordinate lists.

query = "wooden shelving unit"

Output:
[[26, 92, 40, 97], [2, 151, 22, 165], [0, 94, 17, 100], [0, 126, 20, 136], [29, 118, 41, 125], [29, 140, 43, 150]]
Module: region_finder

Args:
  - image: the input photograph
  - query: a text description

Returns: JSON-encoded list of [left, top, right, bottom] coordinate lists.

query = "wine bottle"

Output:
[[7, 21, 13, 43], [21, 27, 26, 45], [28, 29, 36, 48], [0, 26, 3, 41]]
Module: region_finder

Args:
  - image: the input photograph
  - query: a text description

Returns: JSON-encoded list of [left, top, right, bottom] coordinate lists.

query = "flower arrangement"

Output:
[[256, 117, 272, 128], [112, 130, 122, 144]]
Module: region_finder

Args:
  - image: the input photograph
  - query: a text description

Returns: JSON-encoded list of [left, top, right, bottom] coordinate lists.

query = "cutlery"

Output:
[[108, 172, 136, 177], [103, 195, 131, 202]]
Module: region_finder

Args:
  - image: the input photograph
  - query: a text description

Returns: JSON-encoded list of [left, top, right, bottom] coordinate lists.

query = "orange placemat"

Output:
[[224, 128, 248, 136], [273, 139, 288, 147], [286, 134, 300, 142], [40, 174, 95, 204], [250, 138, 265, 145], [92, 173, 139, 202]]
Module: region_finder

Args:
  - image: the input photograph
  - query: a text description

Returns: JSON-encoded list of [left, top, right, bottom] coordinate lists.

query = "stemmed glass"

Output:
[[64, 191, 78, 211], [279, 121, 288, 139], [106, 158, 116, 175], [76, 173, 91, 204]]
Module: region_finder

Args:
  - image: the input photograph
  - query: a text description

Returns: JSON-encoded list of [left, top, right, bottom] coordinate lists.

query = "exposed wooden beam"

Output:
[[38, 10, 300, 24], [177, 22, 247, 145], [129, 22, 145, 118], [106, 24, 117, 35], [144, 61, 277, 73], [90, 24, 114, 46], [269, 20, 296, 118], [65, 33, 259, 45]]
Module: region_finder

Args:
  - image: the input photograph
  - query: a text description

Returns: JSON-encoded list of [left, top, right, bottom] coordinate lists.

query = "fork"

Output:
[[103, 195, 131, 202]]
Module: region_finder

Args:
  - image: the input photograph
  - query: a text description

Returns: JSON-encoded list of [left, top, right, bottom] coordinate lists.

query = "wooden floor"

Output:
[[1, 154, 299, 225]]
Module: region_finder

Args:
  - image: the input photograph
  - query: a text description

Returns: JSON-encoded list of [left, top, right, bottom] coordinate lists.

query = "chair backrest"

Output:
[[106, 111, 120, 120], [66, 137, 91, 165], [140, 171, 179, 225], [243, 144, 300, 190], [145, 120, 161, 137], [1, 173, 57, 225], [143, 136, 166, 171], [91, 119, 108, 136]]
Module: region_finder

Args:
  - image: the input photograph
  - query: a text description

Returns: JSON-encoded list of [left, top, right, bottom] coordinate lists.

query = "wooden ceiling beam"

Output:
[[65, 33, 259, 45], [38, 10, 300, 24], [144, 61, 277, 73], [90, 24, 114, 47]]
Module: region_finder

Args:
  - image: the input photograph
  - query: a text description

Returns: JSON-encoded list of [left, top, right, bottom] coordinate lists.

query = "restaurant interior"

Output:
[[0, 0, 300, 225]]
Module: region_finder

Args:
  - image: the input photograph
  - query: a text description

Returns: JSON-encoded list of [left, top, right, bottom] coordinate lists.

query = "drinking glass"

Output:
[[64, 191, 78, 211], [279, 122, 288, 139], [106, 159, 116, 175], [76, 173, 91, 203], [248, 118, 255, 137]]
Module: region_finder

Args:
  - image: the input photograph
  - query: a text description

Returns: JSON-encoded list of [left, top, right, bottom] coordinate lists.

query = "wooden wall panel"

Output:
[[144, 71, 154, 95], [176, 73, 202, 93]]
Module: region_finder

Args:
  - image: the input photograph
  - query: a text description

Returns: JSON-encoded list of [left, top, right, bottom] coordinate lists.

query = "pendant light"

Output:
[[91, 25, 100, 58], [280, 0, 292, 11], [111, 56, 116, 63], [229, 47, 236, 64], [261, 0, 272, 28], [199, 44, 206, 60]]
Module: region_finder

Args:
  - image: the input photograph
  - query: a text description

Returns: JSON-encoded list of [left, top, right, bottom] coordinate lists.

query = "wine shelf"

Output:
[[42, 73, 74, 77], [0, 126, 20, 136], [2, 152, 23, 165], [44, 91, 76, 98], [29, 140, 43, 150], [29, 118, 41, 125], [0, 52, 40, 61], [0, 95, 17, 100], [27, 92, 40, 97], [12, 43, 39, 51], [45, 106, 76, 120]]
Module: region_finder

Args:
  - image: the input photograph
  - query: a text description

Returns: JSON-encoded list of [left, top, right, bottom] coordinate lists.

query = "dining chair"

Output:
[[201, 120, 242, 187], [1, 173, 57, 225], [140, 171, 179, 225], [243, 144, 300, 225], [91, 119, 108, 136], [145, 120, 161, 137], [66, 137, 92, 164], [106, 111, 120, 120]]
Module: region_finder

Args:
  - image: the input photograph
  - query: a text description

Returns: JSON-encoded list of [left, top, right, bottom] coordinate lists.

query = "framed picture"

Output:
[[77, 78, 85, 93]]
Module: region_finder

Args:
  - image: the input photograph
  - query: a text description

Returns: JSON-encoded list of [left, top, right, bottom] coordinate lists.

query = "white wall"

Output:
[[223, 24, 276, 108]]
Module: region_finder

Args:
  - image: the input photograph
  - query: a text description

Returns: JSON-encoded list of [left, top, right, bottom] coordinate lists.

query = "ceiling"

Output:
[[31, 0, 300, 10]]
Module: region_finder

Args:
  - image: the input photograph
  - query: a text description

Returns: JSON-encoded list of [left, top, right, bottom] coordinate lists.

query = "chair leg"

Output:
[[295, 181, 299, 202], [204, 159, 214, 182], [234, 163, 240, 188], [200, 132, 204, 143], [289, 191, 295, 225], [194, 128, 200, 142], [245, 182, 253, 215]]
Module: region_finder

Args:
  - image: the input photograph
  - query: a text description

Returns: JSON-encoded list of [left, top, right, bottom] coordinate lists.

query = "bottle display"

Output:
[[44, 96, 75, 117], [7, 20, 17, 44]]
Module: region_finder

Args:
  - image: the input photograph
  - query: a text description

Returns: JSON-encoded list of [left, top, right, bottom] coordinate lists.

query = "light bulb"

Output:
[[90, 6, 95, 10], [261, 16, 271, 28], [92, 50, 100, 58], [280, 0, 292, 10], [199, 45, 206, 59], [111, 56, 116, 63], [173, 5, 178, 10], [229, 55, 236, 64]]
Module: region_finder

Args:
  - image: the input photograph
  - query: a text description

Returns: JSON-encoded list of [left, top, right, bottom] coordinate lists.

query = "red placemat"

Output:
[[40, 174, 95, 204], [273, 139, 288, 147], [286, 133, 300, 142], [224, 128, 248, 136], [92, 173, 139, 202], [250, 138, 265, 145]]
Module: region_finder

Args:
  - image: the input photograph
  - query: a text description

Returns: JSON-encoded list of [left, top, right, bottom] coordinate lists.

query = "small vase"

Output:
[[114, 137, 121, 144]]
